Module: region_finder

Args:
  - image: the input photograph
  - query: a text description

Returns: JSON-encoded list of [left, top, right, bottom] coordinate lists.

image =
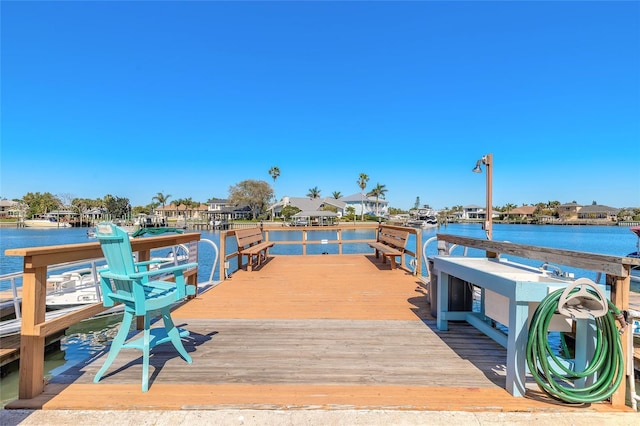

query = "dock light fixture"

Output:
[[472, 153, 493, 240]]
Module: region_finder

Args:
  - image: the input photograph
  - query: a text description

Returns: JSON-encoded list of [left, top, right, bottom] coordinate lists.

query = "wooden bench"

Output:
[[235, 227, 275, 271], [368, 227, 409, 270]]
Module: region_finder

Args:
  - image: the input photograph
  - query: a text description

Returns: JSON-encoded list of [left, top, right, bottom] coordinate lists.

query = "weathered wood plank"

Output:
[[5, 233, 201, 268], [53, 319, 505, 389], [437, 234, 639, 276]]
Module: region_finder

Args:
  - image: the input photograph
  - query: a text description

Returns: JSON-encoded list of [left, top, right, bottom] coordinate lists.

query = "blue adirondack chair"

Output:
[[93, 222, 197, 391]]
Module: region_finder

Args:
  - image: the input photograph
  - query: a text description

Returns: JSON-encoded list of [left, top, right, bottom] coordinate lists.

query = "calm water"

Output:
[[2, 224, 637, 275], [1, 223, 638, 406]]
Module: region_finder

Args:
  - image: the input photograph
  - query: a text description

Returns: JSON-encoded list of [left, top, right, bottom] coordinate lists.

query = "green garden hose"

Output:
[[525, 287, 625, 403]]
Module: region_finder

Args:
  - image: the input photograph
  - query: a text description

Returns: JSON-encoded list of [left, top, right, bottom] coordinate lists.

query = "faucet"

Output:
[[539, 262, 563, 276]]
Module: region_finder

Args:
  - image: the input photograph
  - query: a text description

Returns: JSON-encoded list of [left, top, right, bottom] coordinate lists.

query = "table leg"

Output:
[[437, 271, 449, 331], [507, 300, 529, 397]]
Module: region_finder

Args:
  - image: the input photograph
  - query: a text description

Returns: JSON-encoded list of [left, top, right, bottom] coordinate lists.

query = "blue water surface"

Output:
[[2, 223, 638, 282]]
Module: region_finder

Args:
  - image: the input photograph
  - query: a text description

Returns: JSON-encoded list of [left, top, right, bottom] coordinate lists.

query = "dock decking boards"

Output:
[[8, 255, 633, 413]]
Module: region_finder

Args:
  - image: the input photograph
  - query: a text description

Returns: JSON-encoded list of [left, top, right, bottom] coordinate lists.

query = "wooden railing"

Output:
[[435, 234, 639, 284], [435, 233, 640, 407], [5, 232, 201, 400], [220, 224, 422, 278]]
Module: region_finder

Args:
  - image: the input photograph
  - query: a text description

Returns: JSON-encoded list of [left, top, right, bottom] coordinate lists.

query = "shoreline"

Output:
[[1, 220, 637, 229]]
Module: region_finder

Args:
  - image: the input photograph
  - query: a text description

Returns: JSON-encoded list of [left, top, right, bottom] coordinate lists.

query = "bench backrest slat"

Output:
[[236, 227, 264, 248], [378, 228, 409, 250]]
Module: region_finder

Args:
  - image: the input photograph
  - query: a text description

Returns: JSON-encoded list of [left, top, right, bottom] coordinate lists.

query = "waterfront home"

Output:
[[269, 193, 390, 219], [83, 207, 108, 223], [269, 196, 347, 219], [153, 202, 209, 221], [557, 202, 581, 220], [0, 200, 26, 220], [456, 204, 498, 221], [504, 205, 536, 221], [205, 197, 232, 221], [578, 204, 620, 221], [556, 202, 620, 223], [339, 193, 389, 217]]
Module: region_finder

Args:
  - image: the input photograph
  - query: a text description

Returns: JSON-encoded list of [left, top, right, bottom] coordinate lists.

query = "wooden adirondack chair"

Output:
[[93, 222, 197, 391]]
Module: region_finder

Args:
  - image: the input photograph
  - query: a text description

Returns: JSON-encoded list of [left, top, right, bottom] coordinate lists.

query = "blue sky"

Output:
[[2, 1, 639, 210]]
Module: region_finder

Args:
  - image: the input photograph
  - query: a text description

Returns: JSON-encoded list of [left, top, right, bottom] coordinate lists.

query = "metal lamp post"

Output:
[[472, 153, 493, 240]]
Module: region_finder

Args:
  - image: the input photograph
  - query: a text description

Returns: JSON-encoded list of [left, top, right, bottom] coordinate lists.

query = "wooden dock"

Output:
[[6, 254, 633, 413]]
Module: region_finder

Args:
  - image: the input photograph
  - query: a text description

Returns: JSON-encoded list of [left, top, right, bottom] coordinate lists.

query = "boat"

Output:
[[627, 225, 640, 283], [23, 216, 71, 228], [406, 206, 439, 229], [406, 217, 438, 229], [45, 266, 103, 309], [45, 249, 191, 310]]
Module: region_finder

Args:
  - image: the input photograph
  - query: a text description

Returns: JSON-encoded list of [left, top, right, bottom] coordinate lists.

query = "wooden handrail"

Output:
[[5, 232, 201, 400], [436, 234, 640, 277]]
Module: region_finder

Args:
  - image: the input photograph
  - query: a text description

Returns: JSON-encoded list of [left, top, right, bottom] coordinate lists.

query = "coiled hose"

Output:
[[526, 287, 625, 403]]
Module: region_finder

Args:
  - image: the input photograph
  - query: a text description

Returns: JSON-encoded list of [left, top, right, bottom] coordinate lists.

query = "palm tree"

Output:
[[307, 187, 321, 199], [439, 206, 450, 225], [357, 173, 369, 220], [503, 203, 517, 223], [172, 198, 185, 221], [367, 183, 387, 217], [152, 192, 171, 209], [268, 166, 280, 201], [151, 192, 171, 221], [268, 166, 281, 220], [332, 191, 342, 199], [183, 197, 196, 220]]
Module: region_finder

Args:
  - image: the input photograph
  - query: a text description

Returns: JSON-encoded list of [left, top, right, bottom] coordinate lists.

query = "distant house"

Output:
[[459, 204, 497, 221], [557, 202, 580, 220], [204, 198, 234, 222], [270, 193, 388, 219], [228, 205, 252, 220], [0, 200, 24, 219], [151, 199, 254, 222], [207, 198, 229, 214], [205, 198, 253, 221], [0, 200, 13, 218], [154, 203, 183, 219], [460, 205, 483, 220], [153, 203, 209, 221], [577, 204, 619, 221], [191, 204, 209, 220], [505, 205, 536, 221], [85, 207, 107, 222], [338, 193, 388, 217], [270, 196, 347, 219], [555, 202, 619, 222]]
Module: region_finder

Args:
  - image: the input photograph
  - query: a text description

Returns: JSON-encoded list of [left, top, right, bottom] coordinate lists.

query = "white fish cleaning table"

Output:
[[432, 256, 605, 397]]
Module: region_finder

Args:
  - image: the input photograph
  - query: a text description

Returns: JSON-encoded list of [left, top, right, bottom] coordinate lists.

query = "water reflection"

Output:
[[1, 313, 127, 407]]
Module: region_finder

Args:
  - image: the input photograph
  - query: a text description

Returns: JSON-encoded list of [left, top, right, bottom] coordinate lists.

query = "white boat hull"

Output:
[[23, 219, 71, 228], [406, 220, 438, 229], [45, 254, 190, 309]]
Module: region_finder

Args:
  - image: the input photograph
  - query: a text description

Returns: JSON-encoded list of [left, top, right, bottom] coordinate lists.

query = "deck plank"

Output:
[[8, 255, 634, 413]]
